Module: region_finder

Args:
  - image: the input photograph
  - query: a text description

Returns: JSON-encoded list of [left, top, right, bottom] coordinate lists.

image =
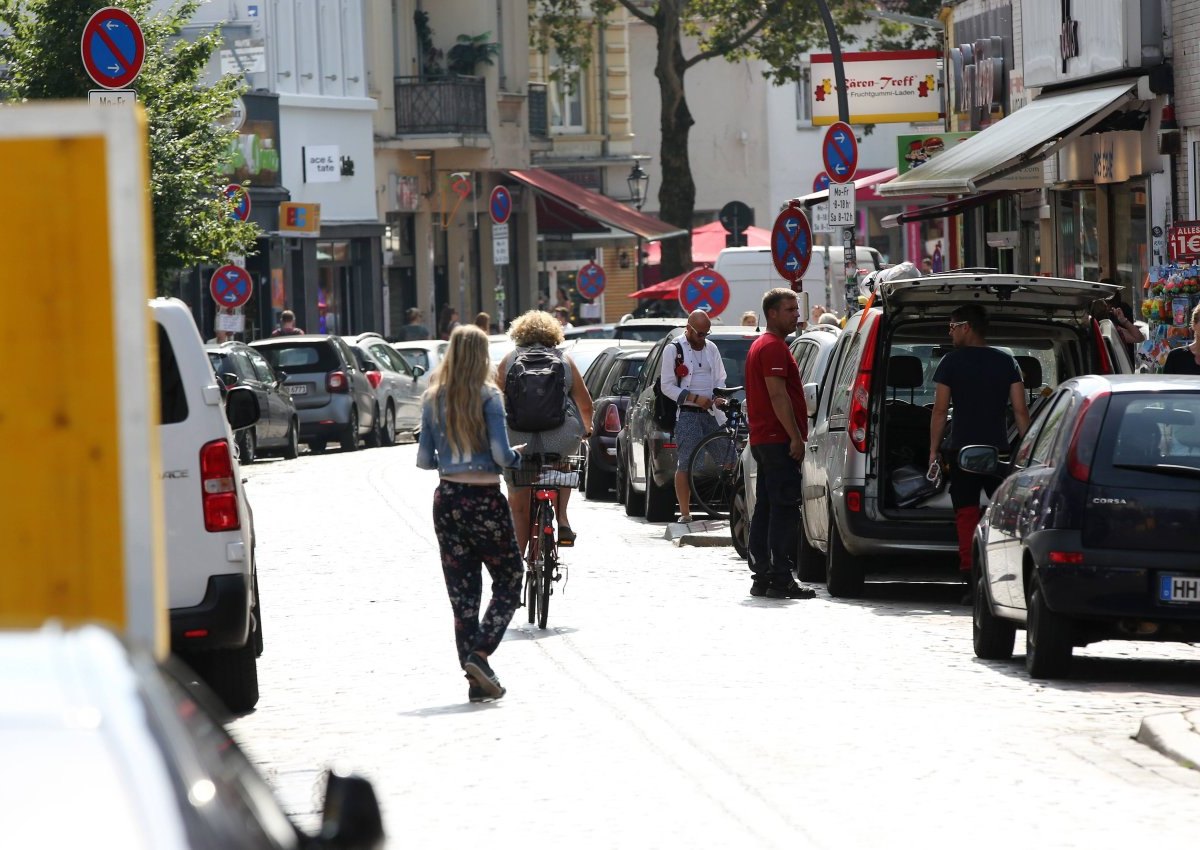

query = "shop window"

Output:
[[1055, 189, 1099, 280], [549, 49, 584, 133], [1111, 181, 1147, 302]]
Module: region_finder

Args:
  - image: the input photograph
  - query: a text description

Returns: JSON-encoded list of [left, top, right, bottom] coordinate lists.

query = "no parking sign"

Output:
[[678, 269, 730, 317]]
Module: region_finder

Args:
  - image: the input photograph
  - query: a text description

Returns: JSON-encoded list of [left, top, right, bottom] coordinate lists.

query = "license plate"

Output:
[[1159, 575, 1200, 603], [286, 384, 308, 396]]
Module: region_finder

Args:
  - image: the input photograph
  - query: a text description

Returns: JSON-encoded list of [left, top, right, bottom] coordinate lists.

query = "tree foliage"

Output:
[[864, 0, 944, 52], [0, 0, 260, 292]]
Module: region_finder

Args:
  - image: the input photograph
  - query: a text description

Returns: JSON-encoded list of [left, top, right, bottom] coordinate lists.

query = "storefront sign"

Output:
[[1056, 130, 1146, 184], [951, 37, 1006, 129], [1167, 221, 1200, 261], [221, 92, 280, 188], [1021, 0, 1165, 88], [278, 202, 321, 236], [303, 145, 341, 183], [810, 50, 941, 126], [896, 132, 977, 175]]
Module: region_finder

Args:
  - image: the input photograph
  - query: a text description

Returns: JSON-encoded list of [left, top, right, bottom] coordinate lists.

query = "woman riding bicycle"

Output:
[[416, 324, 524, 703], [498, 310, 593, 554]]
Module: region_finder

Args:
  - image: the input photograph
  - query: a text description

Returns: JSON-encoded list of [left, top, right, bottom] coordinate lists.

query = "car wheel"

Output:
[[252, 571, 264, 657], [341, 408, 360, 452], [187, 640, 259, 714], [730, 471, 749, 560], [825, 506, 865, 598], [282, 419, 299, 460], [624, 450, 645, 517], [237, 428, 256, 465], [381, 403, 397, 447], [365, 405, 382, 448], [307, 440, 327, 455], [796, 506, 824, 583], [1025, 582, 1073, 679], [615, 448, 628, 506], [643, 448, 675, 522], [584, 445, 614, 501], [973, 573, 1016, 660]]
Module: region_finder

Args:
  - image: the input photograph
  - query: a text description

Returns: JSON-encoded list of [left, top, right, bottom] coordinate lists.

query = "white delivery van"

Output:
[[713, 244, 884, 324]]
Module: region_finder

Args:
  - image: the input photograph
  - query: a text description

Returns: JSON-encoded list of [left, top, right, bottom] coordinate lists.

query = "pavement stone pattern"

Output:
[[232, 443, 1200, 849]]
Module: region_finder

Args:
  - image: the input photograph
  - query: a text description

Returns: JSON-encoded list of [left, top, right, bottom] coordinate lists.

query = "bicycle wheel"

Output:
[[525, 502, 543, 624], [688, 431, 739, 519], [538, 532, 554, 629]]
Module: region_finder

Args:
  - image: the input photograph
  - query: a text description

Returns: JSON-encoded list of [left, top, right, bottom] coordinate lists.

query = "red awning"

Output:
[[880, 191, 1009, 228], [629, 268, 706, 300], [795, 167, 900, 208], [644, 220, 771, 266], [508, 169, 688, 241]]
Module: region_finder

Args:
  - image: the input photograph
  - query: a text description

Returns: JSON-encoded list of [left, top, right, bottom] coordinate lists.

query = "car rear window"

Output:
[[712, 336, 755, 388], [255, 342, 339, 373], [1093, 393, 1200, 482], [614, 325, 678, 342], [158, 324, 188, 424]]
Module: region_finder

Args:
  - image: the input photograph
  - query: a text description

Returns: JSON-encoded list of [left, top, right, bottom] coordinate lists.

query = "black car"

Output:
[[580, 345, 651, 500], [967, 374, 1200, 679], [206, 341, 298, 463]]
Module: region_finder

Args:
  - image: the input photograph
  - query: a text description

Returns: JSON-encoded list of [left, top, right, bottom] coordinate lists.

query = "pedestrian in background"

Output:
[[743, 288, 815, 599], [741, 310, 758, 327], [921, 257, 934, 275], [271, 309, 304, 336], [439, 306, 460, 340], [1164, 303, 1200, 374], [661, 309, 727, 524], [810, 305, 827, 325], [475, 311, 491, 332], [416, 324, 524, 703], [399, 308, 431, 341]]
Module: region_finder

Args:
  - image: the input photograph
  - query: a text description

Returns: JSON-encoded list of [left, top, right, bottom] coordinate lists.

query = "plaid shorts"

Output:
[[674, 409, 720, 472]]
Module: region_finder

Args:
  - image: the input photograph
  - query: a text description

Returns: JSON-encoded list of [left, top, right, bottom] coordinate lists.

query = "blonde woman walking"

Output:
[[417, 325, 524, 702]]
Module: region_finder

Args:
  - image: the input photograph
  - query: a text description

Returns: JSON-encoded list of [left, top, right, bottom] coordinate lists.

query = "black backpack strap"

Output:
[[673, 339, 684, 365]]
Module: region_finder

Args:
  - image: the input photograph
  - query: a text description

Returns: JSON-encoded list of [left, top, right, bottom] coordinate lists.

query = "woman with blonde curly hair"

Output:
[[499, 310, 594, 554], [417, 324, 524, 702]]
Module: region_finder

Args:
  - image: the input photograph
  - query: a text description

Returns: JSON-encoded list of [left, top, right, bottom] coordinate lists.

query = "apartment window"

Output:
[[549, 49, 584, 133], [795, 66, 812, 125]]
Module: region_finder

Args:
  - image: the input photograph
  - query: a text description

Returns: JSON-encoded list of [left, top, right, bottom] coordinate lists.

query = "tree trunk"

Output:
[[653, 3, 694, 280]]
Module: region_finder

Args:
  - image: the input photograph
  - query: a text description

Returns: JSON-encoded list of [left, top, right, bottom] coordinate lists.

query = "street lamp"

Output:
[[626, 160, 651, 305]]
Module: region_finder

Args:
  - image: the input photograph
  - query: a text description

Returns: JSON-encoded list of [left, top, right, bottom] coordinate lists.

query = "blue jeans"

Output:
[[748, 442, 802, 583]]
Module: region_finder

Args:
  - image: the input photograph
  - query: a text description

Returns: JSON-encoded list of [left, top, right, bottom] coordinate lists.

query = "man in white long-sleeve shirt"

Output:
[[659, 309, 727, 522]]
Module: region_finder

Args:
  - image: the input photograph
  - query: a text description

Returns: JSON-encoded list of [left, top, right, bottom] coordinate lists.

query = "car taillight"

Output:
[[845, 488, 863, 513], [327, 370, 349, 393], [200, 439, 240, 532], [1066, 391, 1110, 482], [848, 315, 881, 453], [1090, 318, 1114, 375], [603, 405, 622, 433], [1048, 551, 1084, 564], [365, 370, 382, 389]]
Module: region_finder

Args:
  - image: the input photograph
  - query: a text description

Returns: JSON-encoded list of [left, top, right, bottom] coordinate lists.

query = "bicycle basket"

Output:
[[511, 454, 582, 488]]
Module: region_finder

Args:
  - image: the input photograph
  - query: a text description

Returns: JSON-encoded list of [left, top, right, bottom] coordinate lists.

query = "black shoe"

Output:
[[468, 683, 502, 703], [750, 579, 770, 597], [464, 652, 506, 698], [558, 525, 576, 547], [766, 581, 817, 600]]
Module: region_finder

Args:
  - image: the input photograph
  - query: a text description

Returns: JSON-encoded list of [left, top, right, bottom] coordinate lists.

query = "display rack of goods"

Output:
[[1143, 263, 1200, 370]]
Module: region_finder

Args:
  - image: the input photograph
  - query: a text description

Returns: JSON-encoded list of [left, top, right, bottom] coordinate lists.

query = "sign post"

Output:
[[489, 186, 512, 327]]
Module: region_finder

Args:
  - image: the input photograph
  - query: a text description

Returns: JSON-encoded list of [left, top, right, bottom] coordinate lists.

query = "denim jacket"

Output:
[[416, 385, 520, 475]]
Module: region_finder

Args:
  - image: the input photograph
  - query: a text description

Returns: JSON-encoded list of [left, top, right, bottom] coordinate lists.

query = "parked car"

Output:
[[344, 332, 425, 444], [3, 624, 385, 850], [618, 326, 763, 521], [488, 333, 517, 366], [153, 298, 261, 713], [579, 345, 653, 500], [558, 337, 647, 381], [563, 323, 616, 340], [612, 316, 687, 342], [967, 375, 1200, 678], [206, 341, 299, 463], [800, 273, 1134, 599], [730, 324, 843, 565], [249, 335, 377, 454], [393, 339, 448, 377]]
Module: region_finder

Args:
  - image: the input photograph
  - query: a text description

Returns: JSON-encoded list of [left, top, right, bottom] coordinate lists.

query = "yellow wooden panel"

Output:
[[0, 135, 126, 629]]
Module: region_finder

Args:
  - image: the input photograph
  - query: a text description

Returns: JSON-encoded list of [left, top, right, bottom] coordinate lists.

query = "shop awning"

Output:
[[879, 192, 1010, 228], [877, 81, 1139, 197], [508, 169, 688, 241], [795, 168, 899, 208], [645, 221, 770, 266], [629, 268, 700, 300]]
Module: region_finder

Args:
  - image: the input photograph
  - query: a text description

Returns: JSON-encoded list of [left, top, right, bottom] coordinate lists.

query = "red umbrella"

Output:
[[630, 267, 708, 300], [644, 220, 771, 267]]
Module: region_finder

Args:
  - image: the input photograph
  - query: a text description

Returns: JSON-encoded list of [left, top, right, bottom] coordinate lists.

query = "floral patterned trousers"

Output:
[[432, 480, 524, 668]]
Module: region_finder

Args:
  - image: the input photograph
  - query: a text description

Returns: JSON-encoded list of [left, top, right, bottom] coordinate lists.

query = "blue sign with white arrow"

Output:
[[822, 121, 858, 185]]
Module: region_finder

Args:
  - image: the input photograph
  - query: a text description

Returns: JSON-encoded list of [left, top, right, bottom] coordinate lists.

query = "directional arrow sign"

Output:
[[822, 121, 858, 185], [771, 203, 813, 285], [81, 7, 145, 90]]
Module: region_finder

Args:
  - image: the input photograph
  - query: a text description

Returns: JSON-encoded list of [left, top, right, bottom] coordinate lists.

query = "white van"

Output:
[[712, 244, 884, 324]]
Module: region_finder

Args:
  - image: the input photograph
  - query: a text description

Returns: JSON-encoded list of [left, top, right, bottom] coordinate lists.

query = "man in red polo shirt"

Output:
[[744, 287, 816, 599]]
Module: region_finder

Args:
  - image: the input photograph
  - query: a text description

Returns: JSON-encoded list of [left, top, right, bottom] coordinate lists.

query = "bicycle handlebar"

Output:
[[714, 386, 744, 397]]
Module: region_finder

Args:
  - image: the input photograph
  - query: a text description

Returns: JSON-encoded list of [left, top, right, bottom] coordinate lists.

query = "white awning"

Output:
[[877, 81, 1138, 197]]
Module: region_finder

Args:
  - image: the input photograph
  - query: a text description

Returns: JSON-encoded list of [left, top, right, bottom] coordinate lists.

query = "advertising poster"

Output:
[[895, 131, 977, 174]]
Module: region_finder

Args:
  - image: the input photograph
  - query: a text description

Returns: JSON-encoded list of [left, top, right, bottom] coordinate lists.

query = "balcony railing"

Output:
[[394, 76, 486, 135], [528, 83, 549, 139]]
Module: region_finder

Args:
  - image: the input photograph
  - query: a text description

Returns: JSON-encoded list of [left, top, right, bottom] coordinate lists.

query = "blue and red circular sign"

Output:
[[210, 265, 253, 309], [224, 184, 251, 222], [80, 7, 145, 90], [576, 262, 606, 300], [813, 171, 831, 194], [678, 269, 730, 318], [771, 203, 812, 284], [489, 185, 512, 225], [822, 121, 858, 185]]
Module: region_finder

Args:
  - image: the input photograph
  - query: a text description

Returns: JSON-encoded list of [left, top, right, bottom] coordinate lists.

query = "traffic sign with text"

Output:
[[210, 265, 253, 308], [822, 122, 858, 184], [812, 203, 831, 234], [828, 183, 856, 228], [771, 204, 813, 284], [489, 185, 512, 224], [81, 7, 145, 90], [678, 269, 730, 317], [1168, 221, 1200, 261], [576, 262, 606, 300]]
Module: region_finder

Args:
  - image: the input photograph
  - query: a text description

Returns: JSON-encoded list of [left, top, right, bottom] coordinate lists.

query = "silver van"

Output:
[[801, 274, 1133, 598]]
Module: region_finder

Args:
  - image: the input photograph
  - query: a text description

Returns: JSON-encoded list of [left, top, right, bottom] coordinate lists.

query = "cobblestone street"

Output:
[[232, 443, 1200, 848]]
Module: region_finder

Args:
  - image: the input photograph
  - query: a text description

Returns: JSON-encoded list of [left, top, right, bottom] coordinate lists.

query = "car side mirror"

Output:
[[220, 372, 238, 388], [957, 444, 999, 475], [318, 767, 385, 850], [411, 364, 426, 379], [275, 368, 289, 382], [224, 386, 261, 431], [802, 382, 818, 417], [615, 375, 639, 396]]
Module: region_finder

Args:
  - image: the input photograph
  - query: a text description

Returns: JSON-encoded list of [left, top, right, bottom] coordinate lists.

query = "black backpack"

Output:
[[505, 345, 568, 432], [651, 340, 685, 432]]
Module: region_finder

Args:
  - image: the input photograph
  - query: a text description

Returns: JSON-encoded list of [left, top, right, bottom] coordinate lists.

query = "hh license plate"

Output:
[[286, 384, 309, 396], [1159, 575, 1200, 603]]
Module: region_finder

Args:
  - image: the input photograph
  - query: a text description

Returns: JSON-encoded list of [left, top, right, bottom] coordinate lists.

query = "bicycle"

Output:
[[512, 453, 580, 629], [686, 385, 747, 519]]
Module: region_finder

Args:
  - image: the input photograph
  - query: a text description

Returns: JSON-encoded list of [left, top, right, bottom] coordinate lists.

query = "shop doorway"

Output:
[[317, 241, 352, 334]]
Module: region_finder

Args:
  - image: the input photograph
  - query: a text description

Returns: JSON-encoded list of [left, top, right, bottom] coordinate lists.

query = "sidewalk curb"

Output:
[[674, 533, 733, 547], [1135, 710, 1200, 770], [663, 520, 733, 547]]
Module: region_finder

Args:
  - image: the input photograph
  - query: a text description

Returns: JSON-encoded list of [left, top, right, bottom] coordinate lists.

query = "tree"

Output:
[[531, 1, 869, 278], [0, 0, 260, 292]]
